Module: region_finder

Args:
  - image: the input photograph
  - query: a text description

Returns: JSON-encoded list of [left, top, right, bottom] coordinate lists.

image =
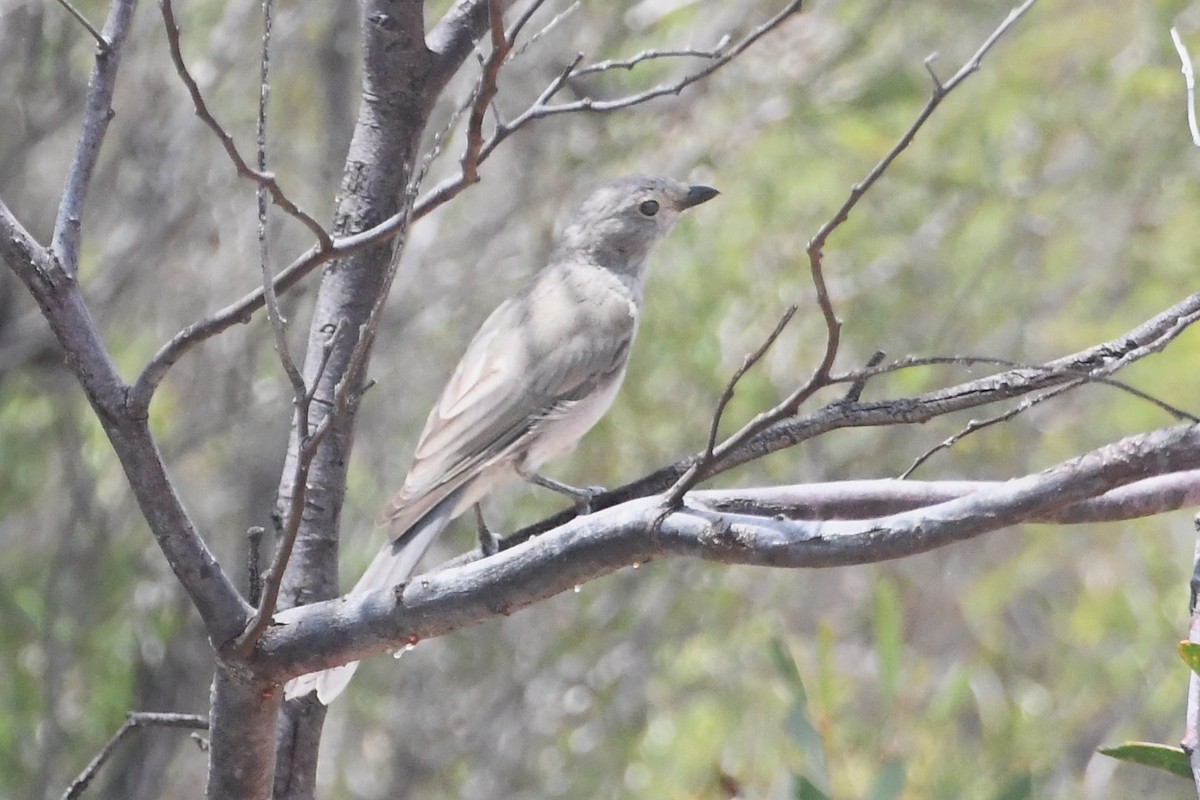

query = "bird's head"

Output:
[[554, 175, 718, 275]]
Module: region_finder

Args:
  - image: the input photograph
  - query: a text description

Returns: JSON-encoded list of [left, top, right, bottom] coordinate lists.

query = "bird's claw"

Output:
[[474, 504, 500, 557]]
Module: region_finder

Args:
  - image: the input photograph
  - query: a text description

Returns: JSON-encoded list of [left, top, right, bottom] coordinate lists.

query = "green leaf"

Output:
[[1097, 742, 1192, 779], [769, 637, 806, 696], [873, 579, 903, 705], [1178, 641, 1200, 675], [771, 639, 830, 793]]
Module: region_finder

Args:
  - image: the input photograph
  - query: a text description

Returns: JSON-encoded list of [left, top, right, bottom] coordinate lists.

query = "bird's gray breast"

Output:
[[516, 260, 641, 469]]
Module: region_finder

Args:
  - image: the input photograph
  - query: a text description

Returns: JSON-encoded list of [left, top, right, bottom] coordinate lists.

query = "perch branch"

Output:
[[265, 425, 1200, 679]]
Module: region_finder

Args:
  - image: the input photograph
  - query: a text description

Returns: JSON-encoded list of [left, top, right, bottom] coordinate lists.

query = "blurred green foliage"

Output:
[[4, 0, 1200, 798]]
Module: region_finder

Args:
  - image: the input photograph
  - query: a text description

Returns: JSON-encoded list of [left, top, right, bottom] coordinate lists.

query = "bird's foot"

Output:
[[574, 484, 607, 515], [474, 504, 500, 557], [523, 471, 606, 515]]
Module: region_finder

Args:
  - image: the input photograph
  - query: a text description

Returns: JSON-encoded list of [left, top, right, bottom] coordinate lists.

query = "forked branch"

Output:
[[159, 0, 331, 249], [655, 0, 1038, 511]]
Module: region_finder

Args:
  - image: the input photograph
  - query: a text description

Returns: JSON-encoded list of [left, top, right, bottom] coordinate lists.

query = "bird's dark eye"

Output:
[[638, 199, 660, 217]]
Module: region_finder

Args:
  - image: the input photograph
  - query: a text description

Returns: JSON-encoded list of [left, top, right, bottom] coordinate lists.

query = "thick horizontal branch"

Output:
[[503, 290, 1200, 544], [691, 470, 1200, 525], [263, 424, 1200, 680]]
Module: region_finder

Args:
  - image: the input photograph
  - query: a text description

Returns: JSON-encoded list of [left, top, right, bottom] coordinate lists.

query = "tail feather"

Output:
[[282, 486, 465, 704]]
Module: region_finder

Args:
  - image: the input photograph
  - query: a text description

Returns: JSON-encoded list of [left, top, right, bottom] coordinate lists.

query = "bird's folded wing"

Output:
[[380, 278, 635, 535]]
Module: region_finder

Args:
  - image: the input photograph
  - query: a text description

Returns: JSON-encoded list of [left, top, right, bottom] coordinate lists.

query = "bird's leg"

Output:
[[474, 503, 499, 557], [519, 469, 604, 514]]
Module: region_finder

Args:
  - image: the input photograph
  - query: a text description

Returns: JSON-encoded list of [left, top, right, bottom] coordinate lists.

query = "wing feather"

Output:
[[380, 262, 638, 536]]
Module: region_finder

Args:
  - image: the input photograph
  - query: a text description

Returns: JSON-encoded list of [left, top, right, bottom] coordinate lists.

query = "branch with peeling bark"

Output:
[[266, 424, 1200, 679], [491, 288, 1200, 549]]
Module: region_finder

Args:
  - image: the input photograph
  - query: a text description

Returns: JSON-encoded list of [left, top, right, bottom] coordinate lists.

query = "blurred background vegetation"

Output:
[[3, 0, 1200, 797]]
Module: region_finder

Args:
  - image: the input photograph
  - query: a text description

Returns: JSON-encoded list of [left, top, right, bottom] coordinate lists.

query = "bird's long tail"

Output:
[[281, 486, 464, 704]]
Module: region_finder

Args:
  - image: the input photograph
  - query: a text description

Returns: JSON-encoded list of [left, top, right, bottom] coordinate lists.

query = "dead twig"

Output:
[[650, 0, 1038, 520], [413, 0, 805, 219], [458, 0, 512, 188], [253, 0, 305, 401], [507, 0, 578, 61], [62, 712, 208, 800], [703, 306, 798, 460], [159, 0, 331, 249], [233, 111, 434, 651], [53, 0, 110, 52]]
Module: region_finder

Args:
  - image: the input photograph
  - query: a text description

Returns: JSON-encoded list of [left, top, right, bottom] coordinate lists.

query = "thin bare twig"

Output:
[[240, 0, 316, 639], [159, 0, 331, 249], [1171, 27, 1200, 148], [693, 306, 797, 487], [833, 353, 1198, 425], [573, 46, 727, 77], [53, 0, 110, 52], [458, 0, 511, 187], [235, 142, 431, 653], [51, 0, 136, 274], [505, 0, 553, 53], [901, 360, 1200, 479], [254, 0, 306, 400], [829, 353, 1023, 384], [413, 0, 804, 219], [806, 0, 1037, 256], [507, 0, 578, 61], [835, 352, 1200, 422], [898, 306, 1200, 477], [650, 0, 1037, 517], [840, 350, 886, 403], [901, 382, 1082, 478], [62, 712, 208, 800], [128, 209, 421, 413], [519, 0, 801, 115]]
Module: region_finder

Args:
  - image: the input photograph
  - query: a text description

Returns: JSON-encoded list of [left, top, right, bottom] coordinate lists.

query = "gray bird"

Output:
[[284, 175, 718, 703]]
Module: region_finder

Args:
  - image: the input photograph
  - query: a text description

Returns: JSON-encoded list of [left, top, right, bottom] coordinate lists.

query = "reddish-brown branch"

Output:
[[458, 0, 511, 187]]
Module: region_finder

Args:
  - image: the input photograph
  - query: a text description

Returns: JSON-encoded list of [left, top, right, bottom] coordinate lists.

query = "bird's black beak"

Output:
[[682, 184, 719, 208]]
